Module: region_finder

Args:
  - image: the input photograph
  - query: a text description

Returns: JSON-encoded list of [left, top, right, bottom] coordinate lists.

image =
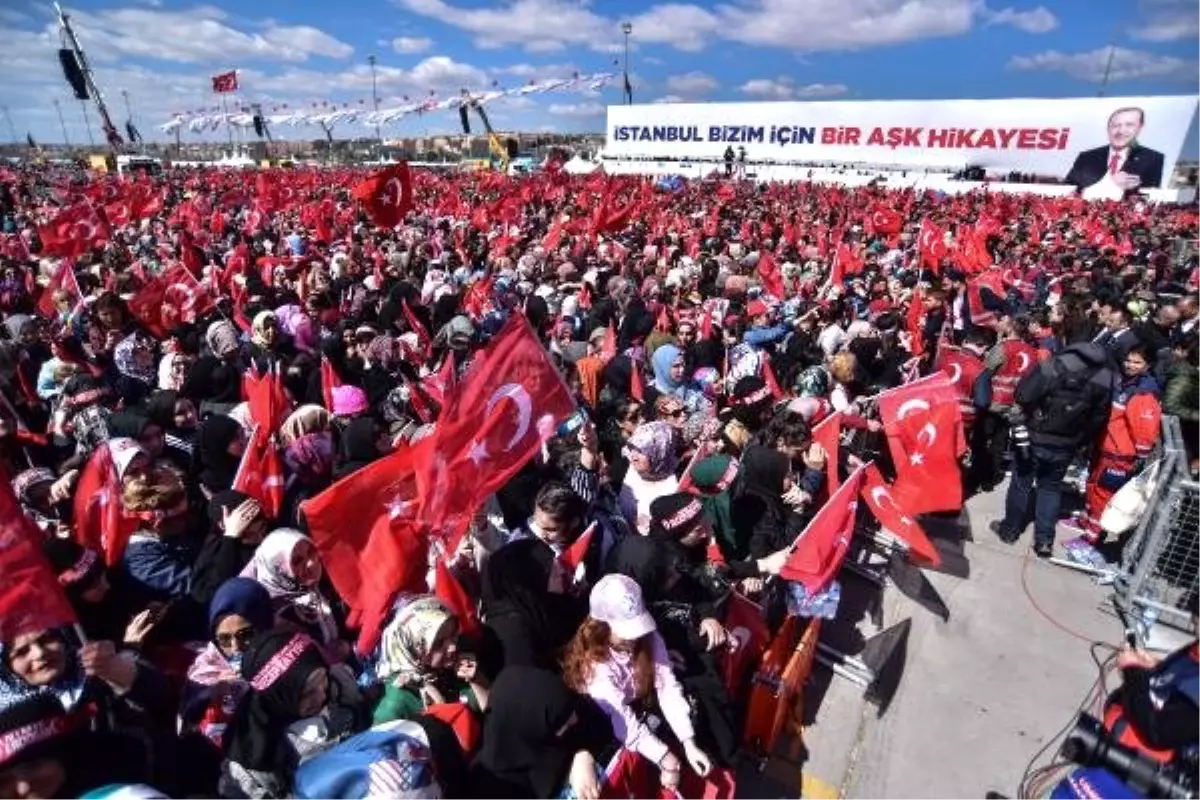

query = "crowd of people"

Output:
[[0, 159, 1197, 799]]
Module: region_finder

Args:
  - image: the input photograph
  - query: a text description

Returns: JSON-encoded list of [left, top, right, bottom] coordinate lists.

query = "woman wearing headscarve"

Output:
[[0, 626, 173, 735], [467, 666, 617, 799], [240, 530, 344, 661], [12, 467, 70, 537], [478, 538, 585, 678], [107, 410, 167, 463], [616, 421, 679, 534], [191, 491, 269, 607], [220, 630, 368, 799], [43, 537, 139, 644], [110, 333, 157, 407], [650, 343, 708, 414], [730, 444, 805, 560], [157, 349, 193, 392], [370, 595, 482, 726], [278, 406, 336, 525], [332, 415, 387, 480], [196, 414, 246, 497], [722, 375, 774, 456], [184, 322, 245, 416], [246, 310, 296, 374], [688, 454, 742, 560], [143, 389, 200, 467], [183, 578, 276, 748]]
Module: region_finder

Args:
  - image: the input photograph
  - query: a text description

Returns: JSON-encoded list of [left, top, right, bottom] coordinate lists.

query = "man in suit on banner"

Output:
[[1066, 106, 1164, 194]]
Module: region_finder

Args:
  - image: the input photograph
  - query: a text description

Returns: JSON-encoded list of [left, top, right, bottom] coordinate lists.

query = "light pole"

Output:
[[368, 54, 382, 146], [621, 22, 633, 105], [53, 99, 71, 147]]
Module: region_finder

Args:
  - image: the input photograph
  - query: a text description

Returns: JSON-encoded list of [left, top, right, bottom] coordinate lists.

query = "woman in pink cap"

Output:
[[562, 574, 712, 792]]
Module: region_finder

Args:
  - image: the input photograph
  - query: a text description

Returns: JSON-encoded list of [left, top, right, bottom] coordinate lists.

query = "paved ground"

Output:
[[739, 479, 1138, 799]]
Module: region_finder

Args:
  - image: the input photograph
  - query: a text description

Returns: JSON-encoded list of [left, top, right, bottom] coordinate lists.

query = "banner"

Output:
[[211, 71, 239, 94], [604, 96, 1198, 190]]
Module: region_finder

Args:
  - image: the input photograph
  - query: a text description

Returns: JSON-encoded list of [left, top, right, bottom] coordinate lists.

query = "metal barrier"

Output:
[[1113, 415, 1199, 634]]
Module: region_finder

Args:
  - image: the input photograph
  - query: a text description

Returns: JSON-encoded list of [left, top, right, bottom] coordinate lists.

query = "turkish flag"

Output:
[[232, 427, 286, 520], [72, 440, 141, 566], [0, 469, 77, 644], [757, 249, 785, 299], [720, 592, 769, 698], [104, 198, 133, 229], [869, 205, 903, 235], [780, 464, 865, 594], [126, 265, 214, 337], [422, 352, 456, 409], [434, 558, 480, 639], [906, 288, 926, 358], [129, 187, 164, 220], [810, 411, 842, 495], [401, 301, 431, 356], [244, 365, 292, 436], [888, 401, 964, 515], [319, 357, 342, 412], [35, 260, 82, 320], [558, 521, 595, 576], [417, 316, 576, 551], [917, 219, 948, 272], [352, 162, 414, 229], [301, 439, 432, 654], [37, 203, 111, 259], [860, 462, 940, 566]]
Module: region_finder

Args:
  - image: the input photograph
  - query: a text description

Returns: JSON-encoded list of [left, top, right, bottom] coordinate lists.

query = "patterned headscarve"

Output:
[[625, 421, 679, 481], [240, 529, 338, 644], [374, 595, 455, 688], [113, 333, 156, 386]]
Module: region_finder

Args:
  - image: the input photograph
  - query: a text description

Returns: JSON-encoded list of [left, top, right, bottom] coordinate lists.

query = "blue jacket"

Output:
[[122, 533, 195, 600], [743, 324, 788, 349]]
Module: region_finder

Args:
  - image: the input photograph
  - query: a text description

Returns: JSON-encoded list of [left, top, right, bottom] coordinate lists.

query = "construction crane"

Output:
[[55, 2, 124, 152], [459, 89, 509, 172]]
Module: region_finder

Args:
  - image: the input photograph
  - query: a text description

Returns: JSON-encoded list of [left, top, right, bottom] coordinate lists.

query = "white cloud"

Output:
[[739, 78, 849, 99], [395, 0, 996, 54], [664, 71, 717, 97], [392, 36, 433, 54], [1008, 46, 1196, 83], [982, 5, 1058, 34], [547, 102, 606, 117], [1130, 0, 1199, 41], [652, 94, 686, 104], [50, 5, 354, 65]]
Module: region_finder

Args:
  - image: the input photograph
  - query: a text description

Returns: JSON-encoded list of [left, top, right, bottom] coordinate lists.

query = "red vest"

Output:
[[937, 346, 986, 429], [991, 339, 1037, 408]]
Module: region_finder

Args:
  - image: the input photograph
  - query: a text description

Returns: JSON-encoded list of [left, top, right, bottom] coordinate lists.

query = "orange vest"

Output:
[[937, 346, 986, 429], [1100, 389, 1162, 461], [991, 339, 1037, 407]]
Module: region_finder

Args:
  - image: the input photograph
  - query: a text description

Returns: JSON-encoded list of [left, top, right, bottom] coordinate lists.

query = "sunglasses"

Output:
[[662, 407, 686, 419], [215, 626, 255, 651]]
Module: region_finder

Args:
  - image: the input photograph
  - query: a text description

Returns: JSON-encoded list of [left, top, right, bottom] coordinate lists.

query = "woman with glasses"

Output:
[[184, 577, 276, 748]]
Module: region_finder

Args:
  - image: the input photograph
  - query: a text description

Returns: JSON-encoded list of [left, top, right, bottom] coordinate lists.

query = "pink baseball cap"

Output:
[[589, 574, 656, 641]]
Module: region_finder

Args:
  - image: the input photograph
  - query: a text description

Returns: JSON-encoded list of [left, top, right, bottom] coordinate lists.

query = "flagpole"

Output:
[[221, 95, 233, 150], [0, 106, 16, 145], [53, 99, 71, 148]]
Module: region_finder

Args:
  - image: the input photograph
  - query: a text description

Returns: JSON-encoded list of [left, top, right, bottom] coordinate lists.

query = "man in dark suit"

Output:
[[1066, 106, 1165, 191]]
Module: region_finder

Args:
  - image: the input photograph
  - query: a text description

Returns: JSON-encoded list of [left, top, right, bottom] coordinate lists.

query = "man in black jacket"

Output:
[[1065, 106, 1165, 192], [990, 340, 1116, 557]]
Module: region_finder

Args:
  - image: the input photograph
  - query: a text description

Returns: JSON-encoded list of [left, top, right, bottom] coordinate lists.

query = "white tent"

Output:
[[561, 156, 600, 175]]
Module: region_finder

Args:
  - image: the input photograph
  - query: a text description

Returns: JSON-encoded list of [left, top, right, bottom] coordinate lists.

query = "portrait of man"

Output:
[[1065, 106, 1165, 192]]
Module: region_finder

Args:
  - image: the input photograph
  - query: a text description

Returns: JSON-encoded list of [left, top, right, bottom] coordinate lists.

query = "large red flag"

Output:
[[0, 470, 77, 643], [351, 163, 414, 229], [37, 203, 110, 259], [860, 462, 941, 566], [720, 592, 769, 698], [245, 365, 291, 436], [301, 440, 432, 653], [757, 249, 785, 299], [888, 402, 964, 515], [780, 464, 865, 594], [869, 205, 903, 236], [401, 301, 432, 356], [126, 265, 214, 337], [417, 317, 576, 550], [73, 440, 141, 566]]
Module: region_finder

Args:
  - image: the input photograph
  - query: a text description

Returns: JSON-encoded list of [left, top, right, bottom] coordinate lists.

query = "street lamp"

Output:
[[621, 22, 633, 105], [368, 54, 382, 146]]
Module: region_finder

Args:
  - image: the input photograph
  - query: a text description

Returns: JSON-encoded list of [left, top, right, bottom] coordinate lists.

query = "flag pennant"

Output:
[[434, 558, 481, 638], [351, 162, 414, 229], [780, 464, 865, 594], [859, 462, 941, 566], [320, 356, 342, 412], [558, 521, 596, 577], [810, 411, 842, 496], [233, 427, 286, 520]]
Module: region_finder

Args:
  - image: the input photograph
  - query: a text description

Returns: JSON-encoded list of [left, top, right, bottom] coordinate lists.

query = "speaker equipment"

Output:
[[459, 105, 470, 135], [58, 49, 89, 100], [253, 114, 265, 138], [505, 137, 518, 159]]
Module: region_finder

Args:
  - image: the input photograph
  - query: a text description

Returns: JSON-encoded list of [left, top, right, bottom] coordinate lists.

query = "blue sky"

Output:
[[2, 0, 1197, 153]]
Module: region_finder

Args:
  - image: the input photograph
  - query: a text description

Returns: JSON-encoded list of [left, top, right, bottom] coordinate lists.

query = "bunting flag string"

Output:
[[158, 72, 616, 135]]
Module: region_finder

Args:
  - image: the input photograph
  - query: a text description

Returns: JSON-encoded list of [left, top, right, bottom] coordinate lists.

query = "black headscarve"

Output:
[[470, 666, 614, 799], [332, 416, 380, 480], [197, 414, 243, 493], [225, 630, 329, 774], [107, 409, 153, 440], [480, 539, 584, 675]]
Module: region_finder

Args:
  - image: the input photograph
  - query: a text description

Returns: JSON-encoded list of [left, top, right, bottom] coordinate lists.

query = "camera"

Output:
[[1059, 714, 1195, 799]]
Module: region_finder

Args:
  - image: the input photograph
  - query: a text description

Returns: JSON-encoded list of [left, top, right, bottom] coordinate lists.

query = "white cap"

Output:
[[589, 574, 656, 641]]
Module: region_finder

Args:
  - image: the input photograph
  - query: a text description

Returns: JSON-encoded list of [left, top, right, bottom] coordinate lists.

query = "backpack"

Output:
[[1019, 352, 1111, 445]]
